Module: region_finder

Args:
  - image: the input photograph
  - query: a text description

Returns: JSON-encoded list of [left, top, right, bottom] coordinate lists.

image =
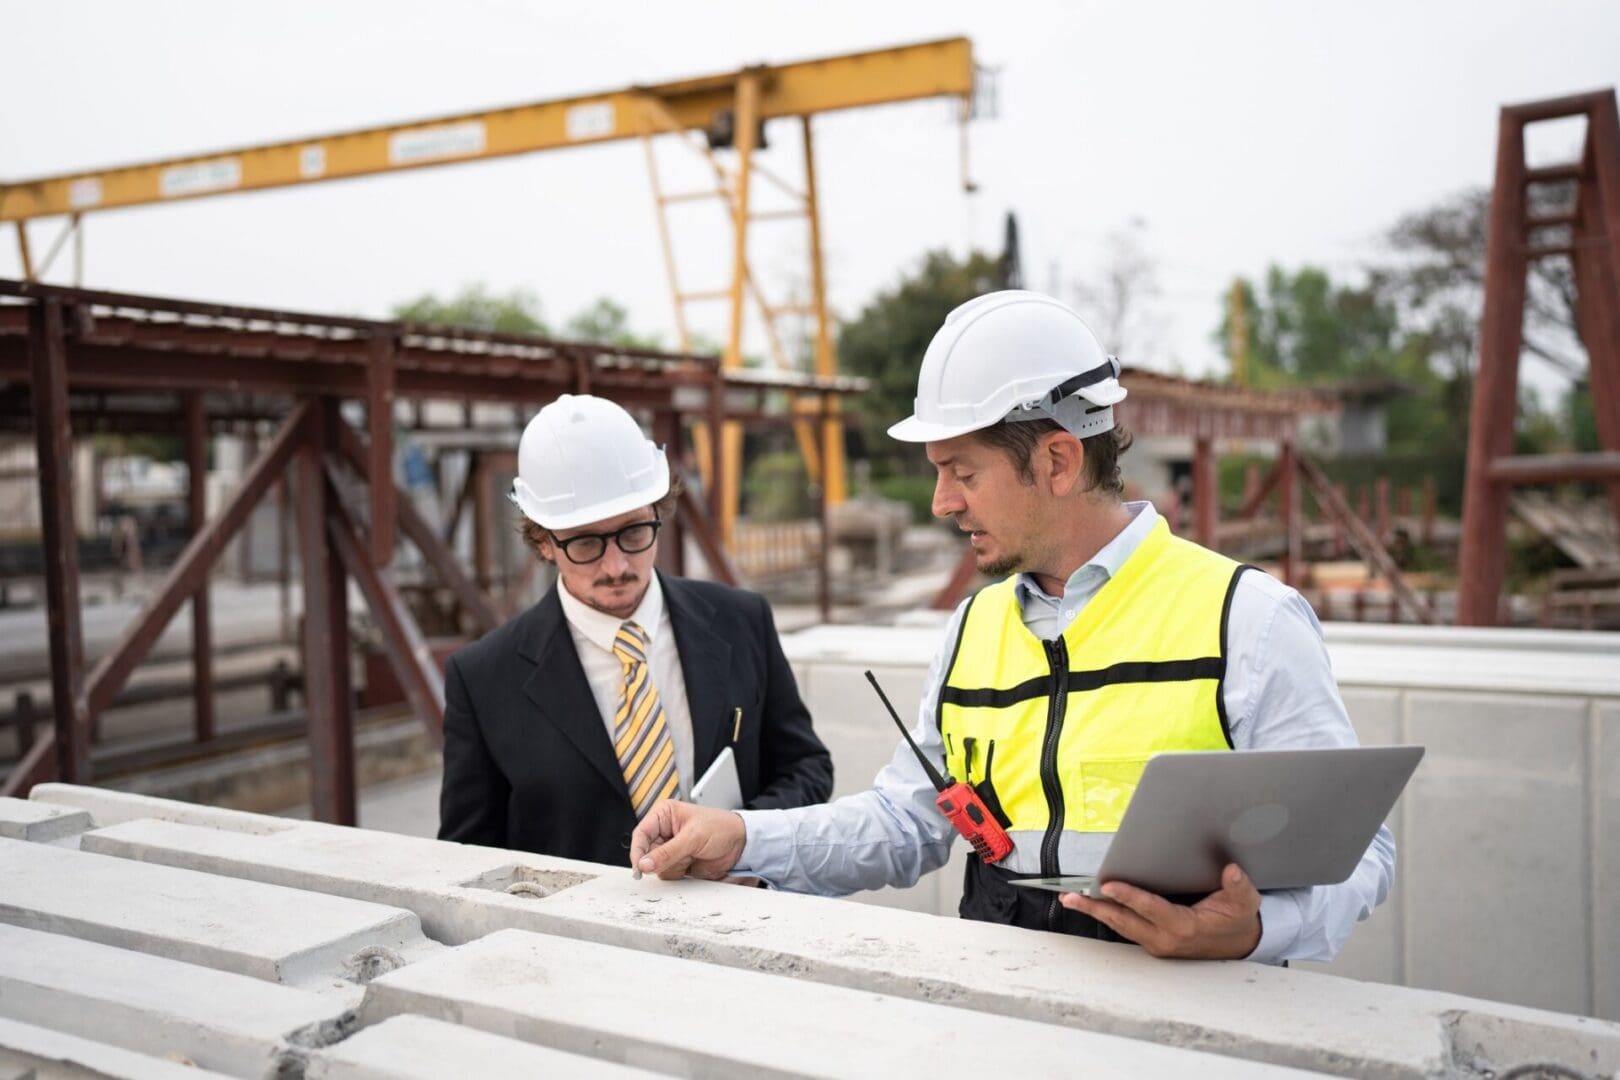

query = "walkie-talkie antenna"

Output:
[[865, 670, 948, 792]]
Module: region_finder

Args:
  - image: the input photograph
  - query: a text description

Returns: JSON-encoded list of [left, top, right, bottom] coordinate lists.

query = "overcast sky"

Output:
[[5, 1, 1618, 382]]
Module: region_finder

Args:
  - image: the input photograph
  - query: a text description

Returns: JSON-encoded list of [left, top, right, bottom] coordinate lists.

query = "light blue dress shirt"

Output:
[[737, 501, 1397, 964]]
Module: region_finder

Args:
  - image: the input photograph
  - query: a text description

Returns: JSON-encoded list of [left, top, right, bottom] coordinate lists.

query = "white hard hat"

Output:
[[509, 394, 670, 530], [887, 290, 1127, 444]]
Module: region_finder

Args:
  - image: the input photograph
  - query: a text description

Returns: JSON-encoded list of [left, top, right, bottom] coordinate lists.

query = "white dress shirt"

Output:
[[557, 573, 695, 799], [735, 501, 1397, 964]]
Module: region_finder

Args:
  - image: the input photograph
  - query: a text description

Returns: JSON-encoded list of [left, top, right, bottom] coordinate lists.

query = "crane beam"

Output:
[[0, 37, 973, 223]]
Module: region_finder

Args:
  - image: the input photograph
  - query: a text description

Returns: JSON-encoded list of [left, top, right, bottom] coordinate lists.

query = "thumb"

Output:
[[1224, 863, 1259, 902], [640, 813, 706, 880]]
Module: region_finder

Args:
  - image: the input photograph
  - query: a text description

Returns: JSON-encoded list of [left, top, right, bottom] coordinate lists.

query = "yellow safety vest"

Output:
[[939, 518, 1246, 876]]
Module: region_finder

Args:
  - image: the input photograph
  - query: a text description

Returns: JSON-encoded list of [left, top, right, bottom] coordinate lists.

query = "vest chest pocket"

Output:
[[1074, 754, 1151, 832]]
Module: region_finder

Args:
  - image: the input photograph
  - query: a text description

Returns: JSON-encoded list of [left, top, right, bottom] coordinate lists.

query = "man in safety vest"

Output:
[[631, 290, 1395, 962]]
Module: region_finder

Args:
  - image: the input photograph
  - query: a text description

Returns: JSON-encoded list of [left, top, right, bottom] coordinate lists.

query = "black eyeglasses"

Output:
[[551, 514, 662, 564]]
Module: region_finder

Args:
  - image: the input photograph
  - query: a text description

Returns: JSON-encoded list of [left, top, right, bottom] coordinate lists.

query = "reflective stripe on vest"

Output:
[[938, 518, 1247, 877]]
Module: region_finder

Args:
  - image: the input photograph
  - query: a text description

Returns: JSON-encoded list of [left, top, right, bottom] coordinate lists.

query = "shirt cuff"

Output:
[[733, 808, 792, 883], [1249, 891, 1304, 965]]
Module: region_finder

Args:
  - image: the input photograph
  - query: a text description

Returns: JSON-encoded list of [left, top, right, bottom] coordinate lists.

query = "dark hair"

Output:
[[972, 419, 1133, 497], [518, 464, 684, 560]]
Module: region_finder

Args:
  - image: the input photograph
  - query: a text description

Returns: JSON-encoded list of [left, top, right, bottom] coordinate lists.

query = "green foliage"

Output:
[[1218, 266, 1406, 390], [564, 297, 662, 349], [392, 284, 549, 335], [873, 474, 939, 524], [742, 449, 811, 521], [837, 249, 1003, 474]]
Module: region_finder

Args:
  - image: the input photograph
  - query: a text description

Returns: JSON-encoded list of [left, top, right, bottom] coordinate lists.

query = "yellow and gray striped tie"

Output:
[[611, 620, 679, 818]]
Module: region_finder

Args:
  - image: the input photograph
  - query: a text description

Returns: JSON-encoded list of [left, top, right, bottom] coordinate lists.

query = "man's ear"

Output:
[[1042, 431, 1087, 497]]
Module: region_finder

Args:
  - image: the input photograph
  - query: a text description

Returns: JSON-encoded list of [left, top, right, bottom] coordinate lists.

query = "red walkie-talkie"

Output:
[[865, 670, 1014, 864]]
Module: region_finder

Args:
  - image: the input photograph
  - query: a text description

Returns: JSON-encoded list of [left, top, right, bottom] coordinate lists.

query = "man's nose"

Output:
[[600, 541, 632, 576], [932, 476, 962, 519]]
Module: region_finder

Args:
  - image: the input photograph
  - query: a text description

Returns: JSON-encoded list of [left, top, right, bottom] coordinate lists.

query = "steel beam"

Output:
[[1486, 452, 1620, 484], [81, 400, 311, 722], [296, 398, 356, 825], [185, 392, 216, 742], [677, 485, 740, 587], [325, 457, 445, 745], [27, 298, 89, 784], [1298, 454, 1435, 625], [336, 420, 499, 635]]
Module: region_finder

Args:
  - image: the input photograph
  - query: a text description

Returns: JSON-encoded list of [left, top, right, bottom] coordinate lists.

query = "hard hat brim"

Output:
[[510, 453, 671, 531], [886, 413, 992, 444]]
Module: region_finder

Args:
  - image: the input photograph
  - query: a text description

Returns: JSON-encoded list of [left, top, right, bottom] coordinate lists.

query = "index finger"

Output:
[[643, 819, 715, 880], [1096, 879, 1181, 924], [629, 802, 677, 869]]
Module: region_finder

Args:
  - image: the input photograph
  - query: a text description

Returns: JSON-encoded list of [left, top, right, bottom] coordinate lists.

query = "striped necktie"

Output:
[[611, 620, 679, 818]]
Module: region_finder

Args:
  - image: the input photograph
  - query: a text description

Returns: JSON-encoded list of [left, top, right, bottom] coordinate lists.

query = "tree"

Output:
[[392, 284, 549, 335], [1070, 218, 1164, 362], [1219, 266, 1407, 386], [838, 249, 1003, 473], [1372, 187, 1583, 383], [564, 297, 662, 349]]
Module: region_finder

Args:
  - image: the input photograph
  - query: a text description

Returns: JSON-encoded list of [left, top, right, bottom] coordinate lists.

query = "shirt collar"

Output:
[[1014, 500, 1159, 604], [557, 570, 666, 654]]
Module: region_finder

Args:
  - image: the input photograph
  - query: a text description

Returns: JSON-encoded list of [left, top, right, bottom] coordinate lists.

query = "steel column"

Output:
[[720, 71, 760, 547], [26, 297, 88, 784], [1279, 440, 1300, 589], [367, 332, 398, 567], [653, 410, 687, 578], [295, 399, 355, 825], [801, 115, 847, 506], [1193, 435, 1217, 548], [185, 392, 216, 742], [1458, 110, 1538, 624]]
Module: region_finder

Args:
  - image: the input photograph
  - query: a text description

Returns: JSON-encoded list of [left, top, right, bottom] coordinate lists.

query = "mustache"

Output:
[[593, 572, 640, 588]]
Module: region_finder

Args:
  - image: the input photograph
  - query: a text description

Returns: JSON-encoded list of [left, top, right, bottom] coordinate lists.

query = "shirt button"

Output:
[[619, 832, 633, 849]]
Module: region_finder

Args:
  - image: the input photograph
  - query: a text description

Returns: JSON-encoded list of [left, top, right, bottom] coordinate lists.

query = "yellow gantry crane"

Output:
[[1, 37, 978, 542]]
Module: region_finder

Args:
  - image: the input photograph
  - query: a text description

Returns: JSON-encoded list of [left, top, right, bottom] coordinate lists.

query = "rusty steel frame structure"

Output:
[[1458, 88, 1620, 626], [0, 278, 857, 818]]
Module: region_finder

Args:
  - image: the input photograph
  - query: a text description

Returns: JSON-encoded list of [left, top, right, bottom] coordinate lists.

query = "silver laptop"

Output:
[[1012, 745, 1423, 897]]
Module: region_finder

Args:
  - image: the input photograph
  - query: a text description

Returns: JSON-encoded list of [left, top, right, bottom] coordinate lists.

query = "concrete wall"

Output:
[[8, 785, 1620, 1079], [778, 620, 1620, 1022]]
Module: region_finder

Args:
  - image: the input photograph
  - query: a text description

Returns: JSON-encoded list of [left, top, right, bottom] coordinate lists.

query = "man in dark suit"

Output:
[[439, 394, 833, 864]]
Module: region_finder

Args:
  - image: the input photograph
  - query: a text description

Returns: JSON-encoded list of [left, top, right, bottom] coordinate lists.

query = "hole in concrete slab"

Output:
[[456, 864, 595, 899]]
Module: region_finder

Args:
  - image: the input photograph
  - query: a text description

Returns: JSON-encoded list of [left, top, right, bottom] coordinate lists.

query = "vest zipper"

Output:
[[1040, 637, 1069, 931]]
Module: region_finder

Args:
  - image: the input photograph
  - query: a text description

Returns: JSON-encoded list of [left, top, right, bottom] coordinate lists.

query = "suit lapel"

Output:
[[518, 588, 630, 801], [661, 574, 732, 774]]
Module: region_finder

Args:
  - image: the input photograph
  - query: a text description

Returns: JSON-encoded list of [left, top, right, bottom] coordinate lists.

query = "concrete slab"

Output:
[[62, 796, 1620, 1078], [0, 1018, 235, 1080], [304, 1015, 659, 1079], [1403, 690, 1591, 1015], [0, 924, 354, 1078], [360, 928, 1313, 1078], [1597, 700, 1620, 1022], [0, 838, 434, 989], [31, 783, 296, 835], [78, 816, 601, 947], [0, 796, 90, 844]]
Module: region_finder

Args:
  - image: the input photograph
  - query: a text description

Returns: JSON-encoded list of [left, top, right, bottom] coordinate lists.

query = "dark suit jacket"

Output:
[[438, 573, 834, 865]]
